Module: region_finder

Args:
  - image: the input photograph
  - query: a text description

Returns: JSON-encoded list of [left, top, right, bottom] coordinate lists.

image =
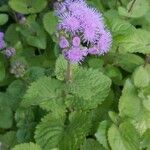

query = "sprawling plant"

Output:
[[0, 0, 150, 150]]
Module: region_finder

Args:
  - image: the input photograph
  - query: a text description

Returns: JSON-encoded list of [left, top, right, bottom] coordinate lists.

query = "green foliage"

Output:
[[0, 0, 150, 149], [35, 111, 91, 150]]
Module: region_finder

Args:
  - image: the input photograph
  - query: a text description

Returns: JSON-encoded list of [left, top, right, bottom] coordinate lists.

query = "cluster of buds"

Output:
[[55, 0, 112, 63], [10, 61, 26, 78]]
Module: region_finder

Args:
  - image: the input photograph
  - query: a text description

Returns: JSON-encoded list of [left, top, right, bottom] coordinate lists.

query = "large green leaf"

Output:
[[12, 142, 41, 150], [9, 0, 47, 14], [119, 79, 150, 134], [35, 111, 91, 150], [67, 68, 111, 110], [22, 76, 65, 113], [108, 122, 140, 150]]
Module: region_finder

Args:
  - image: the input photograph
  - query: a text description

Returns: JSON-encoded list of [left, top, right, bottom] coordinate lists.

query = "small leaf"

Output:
[[43, 12, 57, 35], [133, 65, 150, 88], [0, 13, 8, 25]]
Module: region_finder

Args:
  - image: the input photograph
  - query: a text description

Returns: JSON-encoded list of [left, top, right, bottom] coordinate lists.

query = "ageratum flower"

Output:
[[65, 46, 88, 63], [4, 47, 16, 58], [55, 0, 112, 63]]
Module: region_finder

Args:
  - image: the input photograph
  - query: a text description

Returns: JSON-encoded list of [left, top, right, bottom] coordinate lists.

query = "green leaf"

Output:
[[81, 139, 105, 150], [95, 120, 110, 149], [0, 131, 17, 149], [12, 142, 41, 150], [22, 76, 64, 112], [5, 24, 20, 45], [25, 67, 45, 82], [119, 79, 141, 118], [119, 29, 150, 54], [17, 22, 46, 49], [119, 79, 150, 134], [0, 106, 13, 129], [9, 0, 47, 14], [67, 68, 111, 110], [7, 80, 26, 110], [35, 111, 91, 150], [114, 53, 144, 72], [133, 65, 150, 88], [118, 0, 149, 18], [0, 13, 8, 25], [108, 122, 140, 150], [104, 65, 123, 85], [43, 12, 57, 35]]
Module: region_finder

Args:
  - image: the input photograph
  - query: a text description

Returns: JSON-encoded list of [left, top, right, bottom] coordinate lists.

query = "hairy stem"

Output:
[[128, 0, 136, 13]]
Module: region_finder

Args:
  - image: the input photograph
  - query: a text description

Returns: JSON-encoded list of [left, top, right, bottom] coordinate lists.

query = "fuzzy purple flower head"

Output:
[[55, 0, 112, 63]]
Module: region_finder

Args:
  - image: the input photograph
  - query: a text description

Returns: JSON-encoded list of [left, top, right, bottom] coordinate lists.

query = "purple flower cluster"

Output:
[[4, 47, 16, 58], [55, 0, 112, 63], [0, 32, 6, 50]]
